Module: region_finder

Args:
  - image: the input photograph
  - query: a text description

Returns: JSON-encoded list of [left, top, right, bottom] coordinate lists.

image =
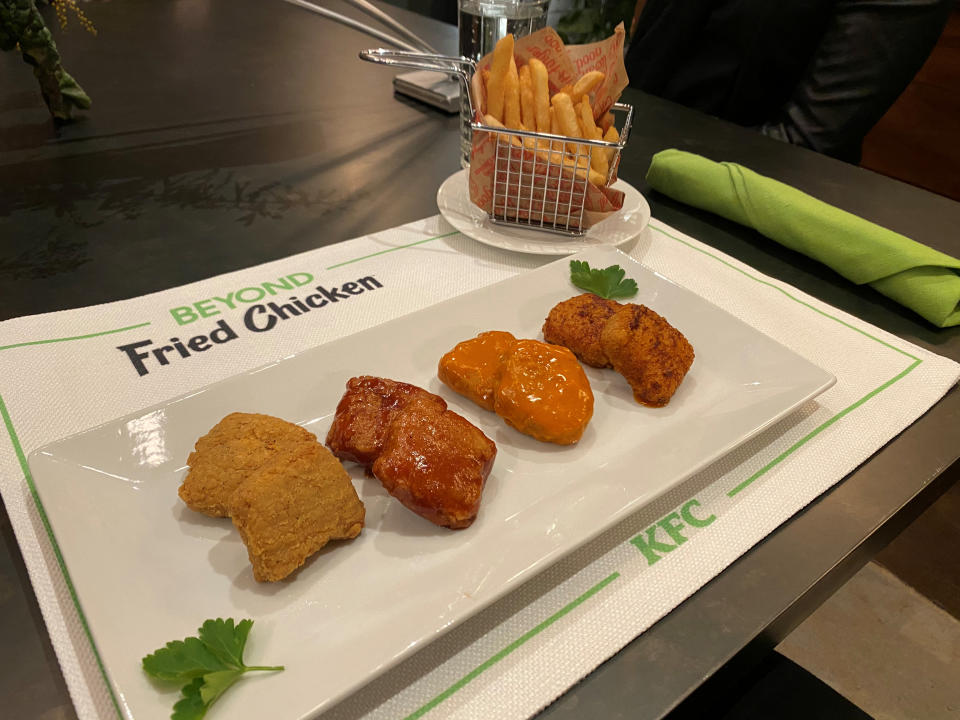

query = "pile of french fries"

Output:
[[471, 33, 621, 187]]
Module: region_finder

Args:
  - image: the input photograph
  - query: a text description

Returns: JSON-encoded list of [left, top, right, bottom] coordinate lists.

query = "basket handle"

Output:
[[359, 49, 477, 116]]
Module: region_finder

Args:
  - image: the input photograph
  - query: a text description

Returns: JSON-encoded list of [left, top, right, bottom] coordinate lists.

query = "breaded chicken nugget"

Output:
[[438, 330, 517, 410], [179, 412, 316, 517], [542, 293, 622, 368], [600, 304, 695, 407], [493, 339, 594, 445], [372, 395, 496, 529], [229, 443, 364, 582], [325, 376, 443, 469]]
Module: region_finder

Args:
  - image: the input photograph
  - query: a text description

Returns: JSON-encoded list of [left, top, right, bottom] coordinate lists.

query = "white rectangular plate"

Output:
[[29, 246, 835, 720]]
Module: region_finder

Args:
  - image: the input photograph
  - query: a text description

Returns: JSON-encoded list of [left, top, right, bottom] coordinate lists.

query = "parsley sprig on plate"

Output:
[[142, 618, 283, 720], [569, 260, 638, 300]]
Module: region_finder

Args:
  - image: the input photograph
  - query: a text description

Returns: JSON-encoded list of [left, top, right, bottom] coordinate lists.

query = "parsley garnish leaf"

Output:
[[197, 618, 253, 669], [142, 637, 230, 682], [199, 670, 244, 706], [172, 678, 207, 720], [143, 618, 283, 720], [569, 260, 638, 300]]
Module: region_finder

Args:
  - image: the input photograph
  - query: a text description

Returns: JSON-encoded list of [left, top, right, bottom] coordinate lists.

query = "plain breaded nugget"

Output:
[[179, 412, 316, 517], [600, 304, 695, 407], [438, 330, 517, 410], [372, 395, 496, 529], [493, 339, 594, 445], [542, 293, 622, 368], [230, 443, 364, 582], [325, 376, 443, 469]]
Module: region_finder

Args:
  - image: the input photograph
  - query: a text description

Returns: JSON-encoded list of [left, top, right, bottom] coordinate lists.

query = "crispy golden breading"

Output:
[[229, 443, 364, 582], [179, 412, 316, 517], [437, 330, 517, 410], [325, 376, 443, 469], [372, 396, 497, 529], [541, 293, 621, 368], [493, 339, 594, 445], [600, 304, 695, 407]]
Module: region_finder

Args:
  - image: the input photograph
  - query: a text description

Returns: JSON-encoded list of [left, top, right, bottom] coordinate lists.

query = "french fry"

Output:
[[578, 96, 608, 180], [529, 58, 551, 133], [600, 111, 614, 131], [550, 92, 582, 157], [483, 113, 604, 188], [471, 70, 486, 116], [571, 71, 605, 100], [603, 124, 619, 164], [518, 64, 535, 130], [504, 56, 522, 129], [548, 106, 560, 153], [486, 34, 514, 122], [578, 95, 600, 138]]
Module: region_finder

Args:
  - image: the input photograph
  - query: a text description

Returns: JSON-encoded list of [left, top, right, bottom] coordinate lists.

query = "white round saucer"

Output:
[[436, 168, 651, 256]]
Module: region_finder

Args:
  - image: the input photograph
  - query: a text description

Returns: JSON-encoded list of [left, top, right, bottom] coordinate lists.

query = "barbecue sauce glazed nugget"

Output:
[[437, 330, 517, 411], [601, 304, 695, 407], [229, 443, 365, 582], [179, 412, 317, 517], [325, 376, 444, 470], [542, 293, 622, 368], [372, 395, 496, 529], [327, 377, 497, 528]]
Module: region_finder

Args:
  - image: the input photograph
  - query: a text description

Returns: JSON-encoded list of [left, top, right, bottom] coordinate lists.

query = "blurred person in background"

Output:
[[624, 0, 955, 163]]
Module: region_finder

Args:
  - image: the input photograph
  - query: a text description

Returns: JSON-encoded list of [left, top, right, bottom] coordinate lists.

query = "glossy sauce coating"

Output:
[[493, 339, 594, 445], [373, 396, 496, 528], [438, 330, 517, 410]]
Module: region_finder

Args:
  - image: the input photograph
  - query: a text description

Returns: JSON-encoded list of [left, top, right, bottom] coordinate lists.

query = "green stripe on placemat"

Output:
[[326, 230, 461, 269], [0, 392, 125, 719], [0, 322, 151, 352], [404, 572, 621, 720], [644, 224, 923, 498]]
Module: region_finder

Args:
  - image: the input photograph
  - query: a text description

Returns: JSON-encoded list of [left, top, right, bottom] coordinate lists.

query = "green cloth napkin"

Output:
[[646, 149, 960, 328]]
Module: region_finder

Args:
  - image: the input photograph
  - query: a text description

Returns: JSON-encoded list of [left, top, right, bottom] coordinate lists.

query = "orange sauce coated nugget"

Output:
[[325, 376, 443, 469], [542, 293, 622, 368], [437, 330, 517, 411], [372, 396, 497, 529], [493, 339, 594, 445], [179, 412, 316, 517], [600, 304, 695, 407], [229, 443, 364, 582]]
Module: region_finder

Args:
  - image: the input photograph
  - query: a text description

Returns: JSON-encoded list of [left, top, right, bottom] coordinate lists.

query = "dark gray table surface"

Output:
[[1, 2, 958, 719]]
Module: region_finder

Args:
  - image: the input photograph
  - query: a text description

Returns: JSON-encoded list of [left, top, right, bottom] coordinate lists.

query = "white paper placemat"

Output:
[[1, 214, 957, 720]]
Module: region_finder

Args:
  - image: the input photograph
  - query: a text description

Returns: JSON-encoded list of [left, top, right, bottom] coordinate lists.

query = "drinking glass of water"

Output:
[[458, 0, 550, 168]]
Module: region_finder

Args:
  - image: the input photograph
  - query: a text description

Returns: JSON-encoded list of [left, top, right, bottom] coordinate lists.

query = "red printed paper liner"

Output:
[[468, 24, 630, 230]]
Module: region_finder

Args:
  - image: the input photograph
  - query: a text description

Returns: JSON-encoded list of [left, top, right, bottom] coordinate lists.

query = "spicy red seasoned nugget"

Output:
[[543, 294, 695, 407], [230, 443, 364, 582], [179, 412, 316, 517], [541, 293, 622, 368], [601, 304, 695, 407]]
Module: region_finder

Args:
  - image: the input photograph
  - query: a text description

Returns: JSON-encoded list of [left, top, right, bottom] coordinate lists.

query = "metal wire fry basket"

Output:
[[479, 104, 633, 236], [359, 48, 634, 237]]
